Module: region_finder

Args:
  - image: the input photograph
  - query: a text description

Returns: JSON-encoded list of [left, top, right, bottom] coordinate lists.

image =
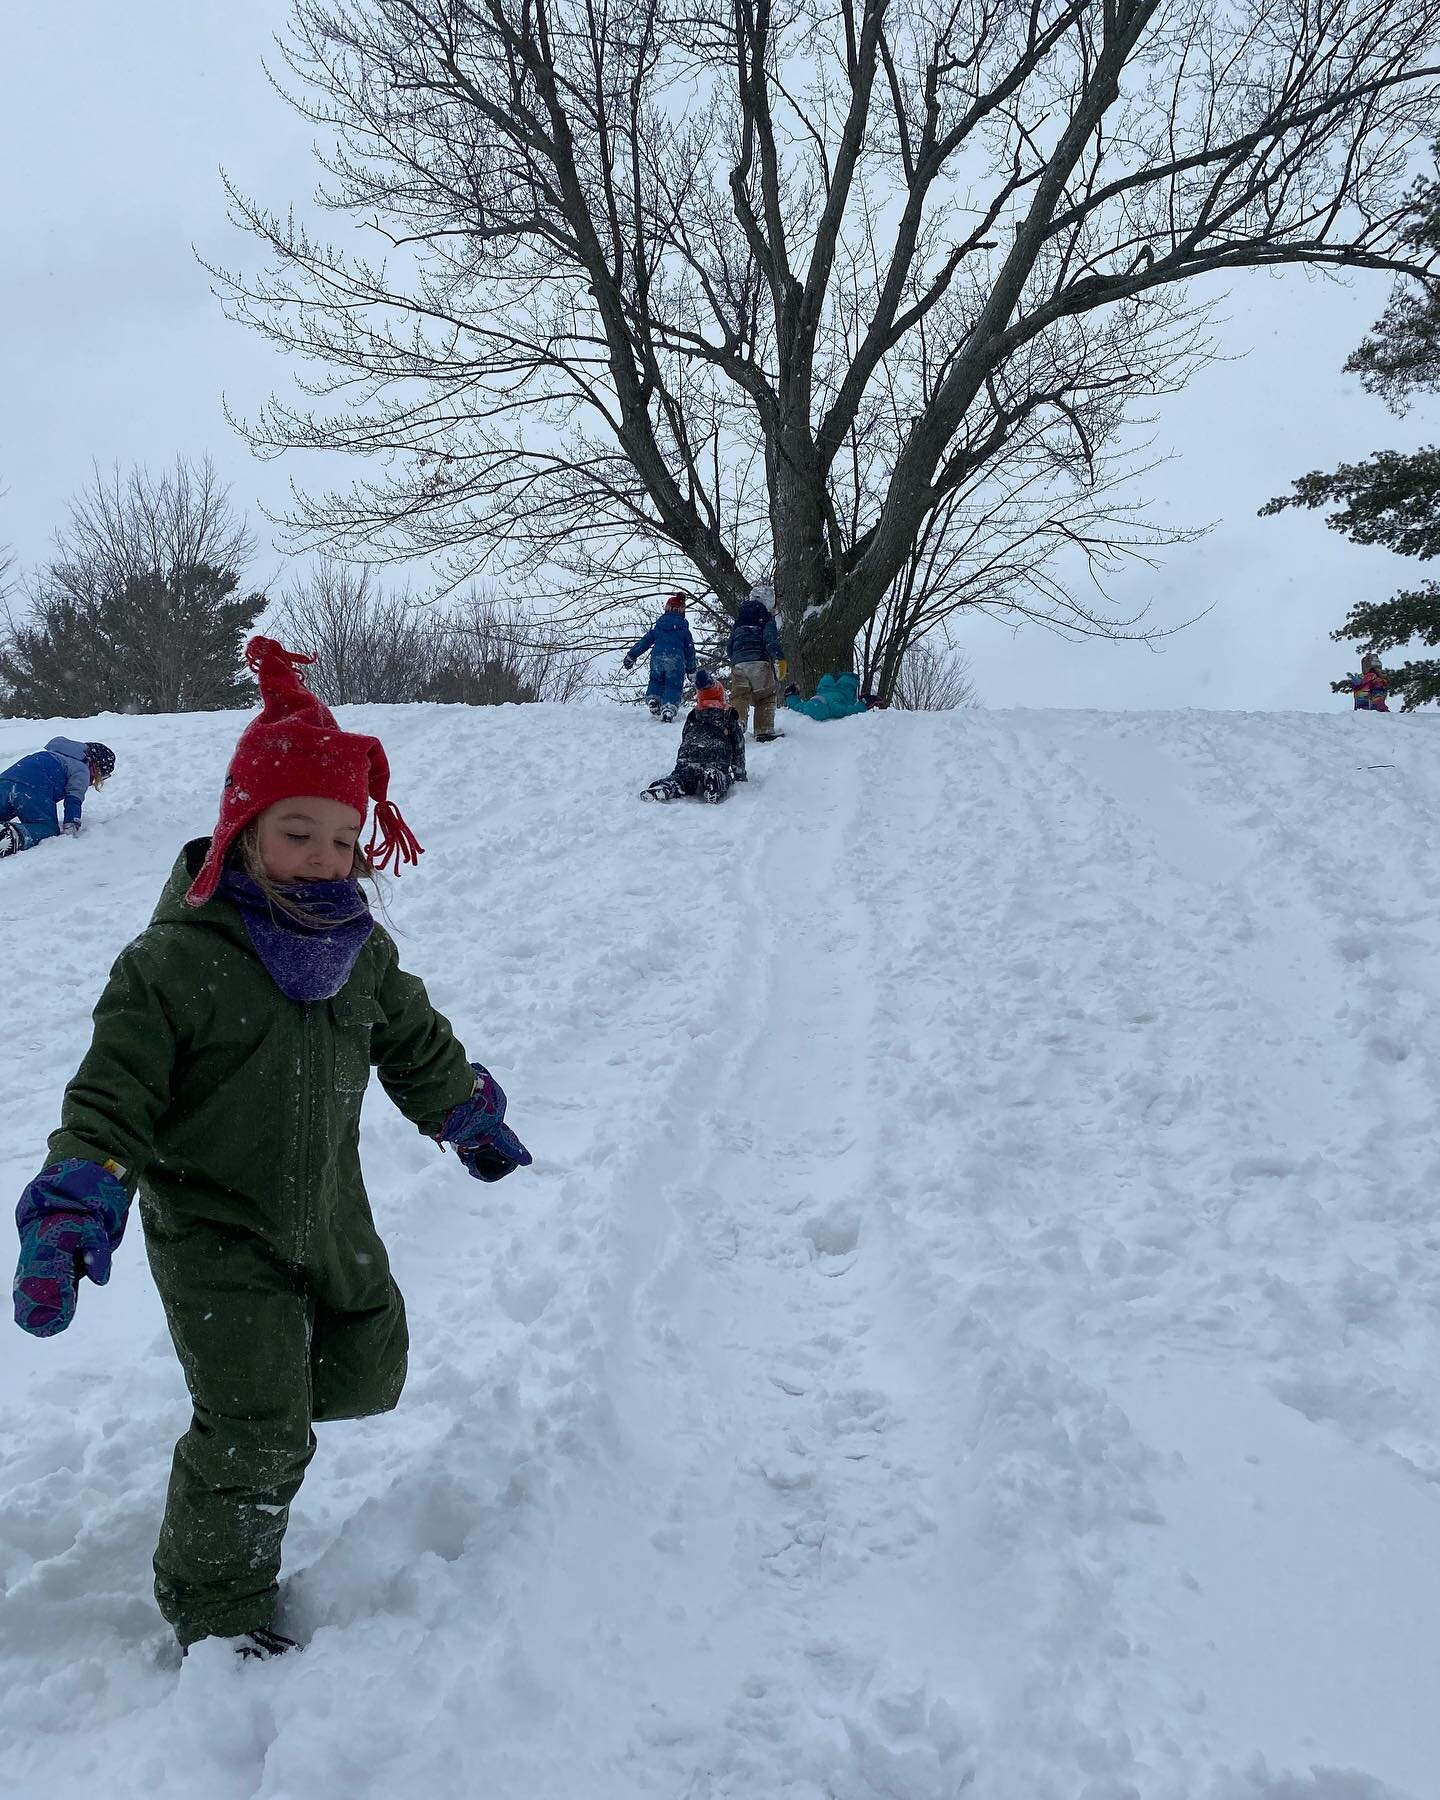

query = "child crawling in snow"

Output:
[[0, 738, 115, 857], [11, 638, 532, 1660], [642, 668, 747, 803]]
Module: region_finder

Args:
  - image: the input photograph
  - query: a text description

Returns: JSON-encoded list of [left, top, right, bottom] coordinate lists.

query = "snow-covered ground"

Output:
[[4, 699, 1440, 1800]]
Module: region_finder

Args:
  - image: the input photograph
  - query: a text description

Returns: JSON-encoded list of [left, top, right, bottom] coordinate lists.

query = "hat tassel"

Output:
[[367, 799, 424, 873], [246, 636, 316, 679]]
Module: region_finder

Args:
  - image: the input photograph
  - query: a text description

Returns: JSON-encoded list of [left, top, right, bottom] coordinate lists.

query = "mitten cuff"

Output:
[[17, 1157, 131, 1250], [438, 1063, 508, 1147]]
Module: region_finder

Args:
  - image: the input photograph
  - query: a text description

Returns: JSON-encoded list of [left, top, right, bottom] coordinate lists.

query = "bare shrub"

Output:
[[423, 590, 588, 706], [890, 641, 978, 713], [271, 564, 589, 707], [269, 560, 435, 704]]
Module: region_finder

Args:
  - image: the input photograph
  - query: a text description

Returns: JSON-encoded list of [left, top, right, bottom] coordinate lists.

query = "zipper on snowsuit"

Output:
[[296, 1003, 314, 1265]]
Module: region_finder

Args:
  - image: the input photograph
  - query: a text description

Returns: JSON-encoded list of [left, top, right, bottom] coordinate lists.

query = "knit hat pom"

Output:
[[367, 798, 424, 874], [248, 636, 316, 679]]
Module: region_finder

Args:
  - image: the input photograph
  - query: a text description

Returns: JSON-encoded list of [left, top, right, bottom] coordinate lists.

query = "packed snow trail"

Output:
[[3, 703, 1440, 1799]]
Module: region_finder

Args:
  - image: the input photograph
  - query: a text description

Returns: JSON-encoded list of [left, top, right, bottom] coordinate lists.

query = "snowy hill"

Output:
[[5, 700, 1440, 1800]]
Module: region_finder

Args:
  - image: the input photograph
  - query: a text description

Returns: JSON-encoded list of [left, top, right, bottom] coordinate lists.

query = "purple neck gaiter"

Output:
[[219, 870, 375, 1002]]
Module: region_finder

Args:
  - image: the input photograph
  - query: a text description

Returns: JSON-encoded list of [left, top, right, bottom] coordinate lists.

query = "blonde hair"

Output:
[[233, 820, 376, 926]]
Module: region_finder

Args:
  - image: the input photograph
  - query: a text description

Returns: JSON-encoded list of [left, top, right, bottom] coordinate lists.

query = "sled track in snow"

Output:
[[7, 704, 1440, 1800]]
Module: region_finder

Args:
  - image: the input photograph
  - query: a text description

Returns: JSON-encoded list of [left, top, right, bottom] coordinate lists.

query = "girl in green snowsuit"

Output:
[[11, 639, 532, 1657]]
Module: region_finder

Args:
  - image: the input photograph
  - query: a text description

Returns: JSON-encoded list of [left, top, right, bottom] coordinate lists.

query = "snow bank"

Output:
[[3, 700, 1439, 1799]]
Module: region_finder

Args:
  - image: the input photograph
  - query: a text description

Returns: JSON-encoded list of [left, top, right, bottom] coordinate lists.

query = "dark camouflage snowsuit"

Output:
[[646, 706, 748, 802]]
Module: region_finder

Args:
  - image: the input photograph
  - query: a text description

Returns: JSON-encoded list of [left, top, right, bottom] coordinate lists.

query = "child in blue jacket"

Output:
[[624, 592, 697, 722], [0, 738, 116, 858]]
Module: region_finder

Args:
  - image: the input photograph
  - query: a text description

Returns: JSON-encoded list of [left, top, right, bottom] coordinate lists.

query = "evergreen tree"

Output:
[[0, 592, 120, 718], [0, 459, 265, 718], [1262, 159, 1440, 709], [104, 565, 266, 712], [0, 565, 265, 718]]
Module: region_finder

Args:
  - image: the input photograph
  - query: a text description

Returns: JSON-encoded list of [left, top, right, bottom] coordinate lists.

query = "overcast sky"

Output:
[[3, 2, 1434, 711]]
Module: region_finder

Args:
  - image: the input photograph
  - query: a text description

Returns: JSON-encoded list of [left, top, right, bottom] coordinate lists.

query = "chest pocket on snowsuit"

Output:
[[331, 991, 385, 1107]]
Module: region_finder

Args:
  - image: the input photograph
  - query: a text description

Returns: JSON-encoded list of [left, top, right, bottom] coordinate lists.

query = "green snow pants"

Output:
[[141, 1211, 409, 1647]]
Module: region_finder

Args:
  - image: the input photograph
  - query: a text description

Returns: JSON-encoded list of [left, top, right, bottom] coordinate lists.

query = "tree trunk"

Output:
[[795, 587, 862, 692], [769, 416, 831, 693]]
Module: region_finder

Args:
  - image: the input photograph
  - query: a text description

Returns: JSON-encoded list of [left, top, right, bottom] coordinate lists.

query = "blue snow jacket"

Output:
[[727, 599, 783, 666], [1, 738, 96, 828], [627, 611, 697, 677]]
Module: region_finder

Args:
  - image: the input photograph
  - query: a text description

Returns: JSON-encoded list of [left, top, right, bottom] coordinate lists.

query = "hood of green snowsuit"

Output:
[[48, 840, 476, 1260], [785, 672, 867, 721]]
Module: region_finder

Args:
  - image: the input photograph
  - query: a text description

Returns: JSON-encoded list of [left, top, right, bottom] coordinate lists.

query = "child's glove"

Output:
[[61, 821, 82, 838], [14, 1157, 130, 1337], [776, 659, 788, 681], [437, 1063, 533, 1183], [622, 654, 636, 671]]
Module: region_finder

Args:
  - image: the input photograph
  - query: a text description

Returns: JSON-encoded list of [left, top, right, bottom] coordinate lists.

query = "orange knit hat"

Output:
[[694, 669, 727, 709]]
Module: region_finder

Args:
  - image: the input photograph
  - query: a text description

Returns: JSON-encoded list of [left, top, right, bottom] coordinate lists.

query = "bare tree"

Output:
[[214, 0, 1440, 690], [272, 559, 589, 704], [855, 410, 1199, 702], [269, 559, 437, 702], [1, 481, 16, 607], [890, 639, 978, 711], [428, 589, 590, 704], [47, 458, 253, 606]]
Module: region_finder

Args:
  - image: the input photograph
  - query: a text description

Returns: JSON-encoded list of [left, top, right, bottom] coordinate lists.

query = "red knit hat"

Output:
[[186, 637, 423, 906], [664, 591, 689, 612]]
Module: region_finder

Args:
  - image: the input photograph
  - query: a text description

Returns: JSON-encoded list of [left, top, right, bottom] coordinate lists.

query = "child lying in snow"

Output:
[[642, 669, 747, 803], [11, 639, 532, 1661]]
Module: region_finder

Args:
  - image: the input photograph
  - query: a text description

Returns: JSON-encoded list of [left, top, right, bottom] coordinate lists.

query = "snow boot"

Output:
[[699, 769, 729, 804], [647, 699, 663, 719], [660, 704, 677, 723], [754, 731, 785, 743], [642, 779, 680, 802], [0, 822, 23, 858], [232, 1627, 301, 1662], [180, 1624, 302, 1661]]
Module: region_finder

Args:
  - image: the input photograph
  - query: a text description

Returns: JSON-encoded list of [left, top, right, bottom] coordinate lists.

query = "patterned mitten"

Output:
[[14, 1158, 130, 1337], [438, 1064, 533, 1183]]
